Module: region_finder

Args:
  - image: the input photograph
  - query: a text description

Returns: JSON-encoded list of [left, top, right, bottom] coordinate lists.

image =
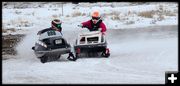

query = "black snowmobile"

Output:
[[32, 29, 76, 63], [74, 26, 110, 59]]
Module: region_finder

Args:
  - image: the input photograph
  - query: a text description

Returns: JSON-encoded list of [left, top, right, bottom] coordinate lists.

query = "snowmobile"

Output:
[[32, 30, 76, 63], [74, 26, 110, 59]]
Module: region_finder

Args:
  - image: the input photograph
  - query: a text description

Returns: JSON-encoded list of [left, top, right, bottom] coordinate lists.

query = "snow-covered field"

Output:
[[2, 2, 178, 34], [2, 2, 178, 84]]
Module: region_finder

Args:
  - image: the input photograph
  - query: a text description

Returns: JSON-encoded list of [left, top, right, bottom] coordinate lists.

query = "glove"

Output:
[[37, 31, 41, 35], [78, 24, 83, 28], [98, 28, 102, 31], [102, 32, 106, 35]]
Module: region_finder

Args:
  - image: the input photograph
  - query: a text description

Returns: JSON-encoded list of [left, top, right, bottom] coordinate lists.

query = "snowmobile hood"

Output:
[[38, 30, 63, 40]]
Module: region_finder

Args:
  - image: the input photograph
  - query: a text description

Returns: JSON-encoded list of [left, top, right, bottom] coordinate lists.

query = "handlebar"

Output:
[[77, 24, 88, 28], [77, 24, 105, 35]]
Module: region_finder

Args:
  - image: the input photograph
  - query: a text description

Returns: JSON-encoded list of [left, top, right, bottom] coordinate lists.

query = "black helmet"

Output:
[[51, 19, 62, 31]]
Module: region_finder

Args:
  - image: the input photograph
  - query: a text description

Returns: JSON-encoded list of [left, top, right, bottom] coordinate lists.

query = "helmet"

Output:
[[91, 11, 101, 24], [51, 19, 62, 30], [91, 10, 100, 18]]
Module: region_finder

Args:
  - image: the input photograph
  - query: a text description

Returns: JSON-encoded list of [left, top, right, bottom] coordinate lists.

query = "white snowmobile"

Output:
[[74, 26, 110, 59], [32, 29, 76, 63]]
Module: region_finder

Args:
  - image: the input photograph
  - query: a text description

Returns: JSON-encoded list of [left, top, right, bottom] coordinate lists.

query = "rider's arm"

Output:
[[99, 22, 106, 33], [81, 20, 91, 28], [37, 28, 51, 35]]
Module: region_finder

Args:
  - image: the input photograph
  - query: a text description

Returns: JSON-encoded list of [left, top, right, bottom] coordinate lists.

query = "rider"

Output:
[[37, 19, 76, 61], [78, 10, 107, 35], [78, 10, 110, 57], [37, 19, 63, 35]]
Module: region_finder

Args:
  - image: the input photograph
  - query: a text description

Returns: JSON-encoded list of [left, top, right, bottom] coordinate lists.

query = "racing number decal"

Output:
[[47, 30, 56, 36]]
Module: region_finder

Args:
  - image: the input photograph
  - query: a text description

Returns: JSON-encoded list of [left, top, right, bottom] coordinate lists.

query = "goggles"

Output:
[[55, 24, 61, 28], [92, 17, 100, 20]]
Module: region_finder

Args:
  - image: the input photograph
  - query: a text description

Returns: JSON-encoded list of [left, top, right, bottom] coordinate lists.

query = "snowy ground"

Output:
[[2, 2, 178, 84], [2, 25, 178, 84]]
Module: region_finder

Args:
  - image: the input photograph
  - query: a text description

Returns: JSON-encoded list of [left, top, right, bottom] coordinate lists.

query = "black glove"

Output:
[[37, 31, 41, 35]]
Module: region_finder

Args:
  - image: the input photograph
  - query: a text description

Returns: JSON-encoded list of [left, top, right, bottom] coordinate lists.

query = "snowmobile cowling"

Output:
[[32, 30, 76, 63], [74, 31, 110, 58]]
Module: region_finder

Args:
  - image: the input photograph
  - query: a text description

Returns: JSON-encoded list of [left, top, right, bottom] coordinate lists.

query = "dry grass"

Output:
[[157, 15, 165, 21], [82, 13, 86, 16], [19, 20, 31, 27], [52, 14, 58, 18], [125, 21, 135, 25], [127, 11, 136, 16], [9, 28, 16, 32], [72, 11, 82, 17], [2, 34, 25, 55], [138, 7, 176, 21], [111, 15, 120, 20], [158, 4, 164, 11], [15, 10, 22, 14], [157, 4, 176, 16], [3, 28, 16, 33], [111, 11, 120, 16], [66, 15, 70, 17], [20, 20, 28, 24], [103, 11, 119, 17], [2, 28, 8, 33], [52, 8, 58, 11], [163, 10, 176, 16], [6, 18, 33, 28], [138, 10, 155, 18], [109, 11, 120, 20]]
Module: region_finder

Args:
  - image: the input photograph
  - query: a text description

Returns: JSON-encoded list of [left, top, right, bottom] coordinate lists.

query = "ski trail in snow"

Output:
[[15, 28, 38, 59]]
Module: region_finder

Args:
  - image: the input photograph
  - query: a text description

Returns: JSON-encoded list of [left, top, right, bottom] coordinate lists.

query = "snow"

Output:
[[3, 29, 178, 84], [2, 2, 178, 84], [2, 2, 177, 32]]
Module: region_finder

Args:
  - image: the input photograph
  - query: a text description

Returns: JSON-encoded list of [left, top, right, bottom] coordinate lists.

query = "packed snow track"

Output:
[[3, 25, 178, 84]]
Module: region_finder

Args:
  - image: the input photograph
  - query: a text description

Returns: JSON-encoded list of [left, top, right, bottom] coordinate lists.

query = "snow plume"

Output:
[[15, 28, 39, 59]]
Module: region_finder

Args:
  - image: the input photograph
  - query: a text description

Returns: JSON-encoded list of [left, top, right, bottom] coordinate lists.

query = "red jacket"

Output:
[[81, 20, 106, 33]]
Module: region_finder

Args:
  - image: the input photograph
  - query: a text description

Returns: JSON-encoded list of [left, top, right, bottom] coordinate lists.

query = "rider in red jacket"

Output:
[[78, 10, 110, 57], [78, 10, 107, 35]]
